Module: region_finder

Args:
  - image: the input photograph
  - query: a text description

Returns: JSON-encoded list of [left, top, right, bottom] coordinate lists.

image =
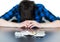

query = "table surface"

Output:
[[0, 29, 60, 42]]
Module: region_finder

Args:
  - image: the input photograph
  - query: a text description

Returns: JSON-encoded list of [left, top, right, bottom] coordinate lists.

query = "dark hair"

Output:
[[19, 0, 36, 22]]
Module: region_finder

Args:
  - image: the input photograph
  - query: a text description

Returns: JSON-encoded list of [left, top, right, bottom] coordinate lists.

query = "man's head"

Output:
[[22, 0, 30, 1], [19, 0, 36, 22]]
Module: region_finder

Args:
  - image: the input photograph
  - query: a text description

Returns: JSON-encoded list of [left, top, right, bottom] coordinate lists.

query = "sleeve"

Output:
[[56, 17, 60, 20], [0, 5, 18, 21], [40, 4, 60, 22]]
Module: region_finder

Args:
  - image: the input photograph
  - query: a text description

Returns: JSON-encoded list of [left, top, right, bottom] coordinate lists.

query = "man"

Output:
[[0, 0, 60, 31]]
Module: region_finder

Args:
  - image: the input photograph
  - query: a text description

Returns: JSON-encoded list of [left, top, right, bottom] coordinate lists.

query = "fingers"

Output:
[[27, 24, 33, 28], [27, 22, 36, 29], [30, 25, 35, 29], [21, 20, 32, 28], [22, 20, 34, 29], [19, 20, 37, 29]]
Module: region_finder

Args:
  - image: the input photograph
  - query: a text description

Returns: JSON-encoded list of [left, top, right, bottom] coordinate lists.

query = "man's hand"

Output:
[[23, 20, 40, 29], [27, 20, 40, 29], [19, 20, 40, 30], [19, 20, 31, 28]]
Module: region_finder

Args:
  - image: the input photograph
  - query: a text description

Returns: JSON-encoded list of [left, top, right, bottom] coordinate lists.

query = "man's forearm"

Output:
[[0, 19, 23, 32], [39, 20, 60, 28], [0, 19, 21, 27]]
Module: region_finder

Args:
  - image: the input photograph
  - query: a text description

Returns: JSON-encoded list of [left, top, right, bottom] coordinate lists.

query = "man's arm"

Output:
[[39, 4, 59, 22], [0, 19, 21, 27], [0, 5, 19, 28], [0, 5, 19, 21], [37, 20, 60, 31], [0, 5, 22, 31], [39, 20, 60, 28], [26, 20, 60, 31], [0, 19, 23, 32]]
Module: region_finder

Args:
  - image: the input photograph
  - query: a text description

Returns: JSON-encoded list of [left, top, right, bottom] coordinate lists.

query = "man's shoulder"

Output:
[[13, 4, 19, 8], [35, 4, 44, 7]]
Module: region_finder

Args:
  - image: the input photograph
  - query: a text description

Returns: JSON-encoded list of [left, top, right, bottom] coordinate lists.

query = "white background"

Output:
[[0, 0, 60, 17]]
